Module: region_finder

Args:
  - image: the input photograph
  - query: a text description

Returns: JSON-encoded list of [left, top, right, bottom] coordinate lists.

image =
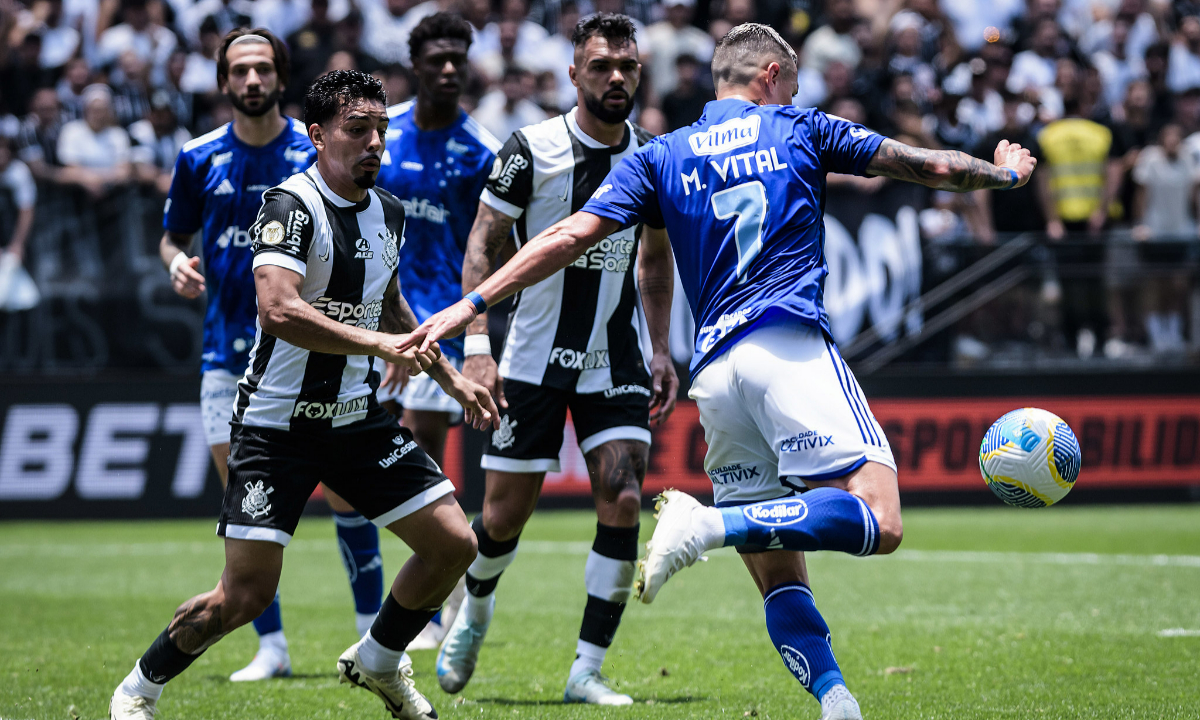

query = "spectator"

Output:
[[56, 57, 93, 120], [802, 0, 862, 75], [1142, 42, 1174, 128], [940, 0, 1022, 53], [1092, 15, 1147, 110], [1, 31, 53, 117], [474, 0, 549, 74], [25, 0, 82, 72], [887, 11, 938, 105], [956, 57, 1005, 137], [1132, 123, 1198, 240], [1168, 15, 1200, 94], [179, 0, 252, 48], [111, 51, 153, 127], [0, 136, 37, 265], [130, 91, 191, 195], [96, 0, 178, 77], [644, 0, 715, 103], [56, 85, 134, 198], [286, 0, 337, 103], [332, 10, 382, 75], [14, 88, 65, 182], [363, 0, 437, 66], [471, 65, 547, 142], [973, 91, 1043, 242], [1007, 19, 1063, 95], [1109, 79, 1156, 225], [179, 17, 222, 94], [1037, 97, 1113, 239], [662, 54, 714, 131], [539, 0, 580, 113]]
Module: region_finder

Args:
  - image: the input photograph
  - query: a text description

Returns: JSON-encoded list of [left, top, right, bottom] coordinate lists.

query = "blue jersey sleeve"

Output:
[[164, 151, 204, 234], [807, 111, 885, 177], [581, 144, 665, 230]]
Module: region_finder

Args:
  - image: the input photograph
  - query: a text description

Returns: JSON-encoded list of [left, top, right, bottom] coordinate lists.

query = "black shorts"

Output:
[[481, 378, 652, 473], [218, 420, 454, 546]]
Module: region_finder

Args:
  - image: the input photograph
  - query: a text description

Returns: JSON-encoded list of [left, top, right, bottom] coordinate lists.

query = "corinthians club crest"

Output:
[[491, 415, 517, 450], [380, 229, 400, 271], [241, 480, 274, 518]]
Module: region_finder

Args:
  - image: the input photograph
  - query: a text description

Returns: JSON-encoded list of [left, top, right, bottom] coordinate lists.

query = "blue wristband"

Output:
[[1003, 168, 1019, 190], [465, 291, 488, 315]]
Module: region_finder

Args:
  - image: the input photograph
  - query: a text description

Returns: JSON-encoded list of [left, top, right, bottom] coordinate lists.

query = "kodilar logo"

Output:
[[743, 498, 809, 526]]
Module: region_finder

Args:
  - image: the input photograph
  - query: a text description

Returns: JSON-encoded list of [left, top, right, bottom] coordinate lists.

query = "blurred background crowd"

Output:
[[0, 0, 1198, 372]]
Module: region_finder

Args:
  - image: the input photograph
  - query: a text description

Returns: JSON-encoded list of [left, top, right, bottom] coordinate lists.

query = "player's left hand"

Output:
[[442, 371, 501, 431], [648, 352, 679, 427], [993, 139, 1037, 188], [381, 361, 410, 395], [399, 299, 476, 354]]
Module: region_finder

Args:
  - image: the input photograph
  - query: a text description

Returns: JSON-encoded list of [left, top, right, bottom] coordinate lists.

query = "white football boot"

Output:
[[436, 595, 492, 693], [635, 490, 718, 604], [408, 578, 465, 651], [228, 644, 291, 682], [338, 639, 437, 719], [109, 687, 157, 719], [563, 669, 634, 705], [820, 684, 863, 720]]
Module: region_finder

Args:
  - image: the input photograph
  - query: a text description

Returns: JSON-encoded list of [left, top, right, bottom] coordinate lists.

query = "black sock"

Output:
[[369, 592, 438, 652], [464, 514, 521, 598], [578, 523, 640, 649], [138, 629, 204, 685]]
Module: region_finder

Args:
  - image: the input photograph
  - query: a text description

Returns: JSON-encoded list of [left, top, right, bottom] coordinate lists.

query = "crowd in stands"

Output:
[[0, 0, 1197, 362]]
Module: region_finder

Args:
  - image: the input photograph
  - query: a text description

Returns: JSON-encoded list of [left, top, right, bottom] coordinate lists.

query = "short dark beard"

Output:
[[582, 89, 634, 124], [228, 88, 281, 117], [353, 172, 376, 189]]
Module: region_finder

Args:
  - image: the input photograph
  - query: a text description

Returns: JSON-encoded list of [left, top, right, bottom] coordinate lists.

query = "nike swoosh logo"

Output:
[[559, 178, 569, 202]]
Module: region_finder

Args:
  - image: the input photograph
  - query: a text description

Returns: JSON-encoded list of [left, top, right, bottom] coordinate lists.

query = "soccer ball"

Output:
[[979, 408, 1081, 507]]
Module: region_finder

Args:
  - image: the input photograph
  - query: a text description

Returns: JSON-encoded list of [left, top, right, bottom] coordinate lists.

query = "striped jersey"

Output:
[[376, 100, 501, 359], [481, 108, 654, 392], [164, 118, 314, 375], [235, 166, 405, 432]]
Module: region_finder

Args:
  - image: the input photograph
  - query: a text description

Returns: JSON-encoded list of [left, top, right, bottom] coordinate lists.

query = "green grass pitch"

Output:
[[2, 506, 1199, 720]]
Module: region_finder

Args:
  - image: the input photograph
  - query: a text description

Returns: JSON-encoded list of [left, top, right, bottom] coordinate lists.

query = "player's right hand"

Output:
[[463, 352, 507, 409], [380, 361, 410, 395], [993, 139, 1037, 188], [378, 334, 441, 375], [170, 255, 206, 298]]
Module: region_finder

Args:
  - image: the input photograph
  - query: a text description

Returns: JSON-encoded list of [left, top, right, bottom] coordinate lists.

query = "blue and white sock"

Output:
[[335, 510, 384, 636], [719, 489, 880, 556], [763, 582, 845, 702]]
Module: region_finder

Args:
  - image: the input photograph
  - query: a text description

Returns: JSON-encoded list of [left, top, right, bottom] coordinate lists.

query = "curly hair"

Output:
[[571, 12, 637, 48], [303, 70, 387, 127], [408, 12, 473, 64]]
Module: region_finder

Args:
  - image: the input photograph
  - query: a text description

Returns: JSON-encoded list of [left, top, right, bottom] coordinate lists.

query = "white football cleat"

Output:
[[563, 669, 634, 705], [820, 684, 863, 720], [338, 639, 437, 719], [635, 490, 714, 604], [228, 645, 291, 682], [436, 595, 492, 693], [109, 687, 157, 719]]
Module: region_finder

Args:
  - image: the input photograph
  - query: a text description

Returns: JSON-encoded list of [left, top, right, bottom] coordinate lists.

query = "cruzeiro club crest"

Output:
[[779, 645, 811, 688], [380, 229, 399, 271], [491, 415, 518, 450], [241, 480, 275, 519]]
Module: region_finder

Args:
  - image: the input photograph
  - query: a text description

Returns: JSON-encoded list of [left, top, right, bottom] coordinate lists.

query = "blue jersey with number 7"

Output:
[[581, 98, 884, 377]]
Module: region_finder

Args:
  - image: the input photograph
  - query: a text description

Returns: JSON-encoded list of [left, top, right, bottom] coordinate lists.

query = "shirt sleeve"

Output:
[[480, 130, 534, 218], [580, 144, 665, 230], [250, 188, 315, 276], [808, 111, 885, 176], [5, 161, 37, 210], [163, 151, 203, 234]]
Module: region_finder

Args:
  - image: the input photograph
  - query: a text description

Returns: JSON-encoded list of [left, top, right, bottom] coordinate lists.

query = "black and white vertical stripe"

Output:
[[235, 167, 405, 432], [482, 109, 654, 393]]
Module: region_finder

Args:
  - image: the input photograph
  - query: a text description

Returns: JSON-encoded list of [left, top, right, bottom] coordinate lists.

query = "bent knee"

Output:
[[224, 582, 278, 623], [430, 526, 477, 575], [874, 514, 903, 555]]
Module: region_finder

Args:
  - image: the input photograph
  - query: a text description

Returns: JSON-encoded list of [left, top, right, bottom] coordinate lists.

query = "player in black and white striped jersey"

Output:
[[109, 70, 497, 720], [434, 13, 678, 707]]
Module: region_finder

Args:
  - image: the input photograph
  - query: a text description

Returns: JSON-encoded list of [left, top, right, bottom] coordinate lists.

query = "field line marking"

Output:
[[1157, 628, 1200, 637], [1, 540, 1198, 568]]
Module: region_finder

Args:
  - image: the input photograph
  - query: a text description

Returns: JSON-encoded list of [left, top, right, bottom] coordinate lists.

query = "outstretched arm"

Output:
[[459, 202, 518, 409], [401, 211, 620, 352], [867, 138, 1036, 192], [638, 225, 678, 427]]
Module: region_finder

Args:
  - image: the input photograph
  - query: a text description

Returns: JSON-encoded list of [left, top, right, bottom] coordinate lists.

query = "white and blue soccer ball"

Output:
[[979, 408, 1081, 508]]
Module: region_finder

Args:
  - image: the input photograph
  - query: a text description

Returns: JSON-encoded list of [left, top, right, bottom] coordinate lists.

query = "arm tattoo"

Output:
[[462, 204, 517, 334], [867, 138, 1013, 192], [168, 595, 224, 654], [584, 440, 648, 503], [380, 278, 420, 334]]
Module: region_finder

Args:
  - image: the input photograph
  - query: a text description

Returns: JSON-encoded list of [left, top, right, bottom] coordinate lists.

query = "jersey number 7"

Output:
[[711, 180, 768, 285]]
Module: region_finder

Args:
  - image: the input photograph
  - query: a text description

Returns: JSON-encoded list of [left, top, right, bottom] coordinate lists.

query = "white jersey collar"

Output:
[[305, 164, 364, 209], [566, 108, 630, 151]]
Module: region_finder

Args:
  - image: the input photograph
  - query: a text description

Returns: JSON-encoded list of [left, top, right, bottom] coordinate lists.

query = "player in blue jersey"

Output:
[[159, 29, 392, 682], [403, 23, 1037, 719], [373, 13, 501, 649]]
